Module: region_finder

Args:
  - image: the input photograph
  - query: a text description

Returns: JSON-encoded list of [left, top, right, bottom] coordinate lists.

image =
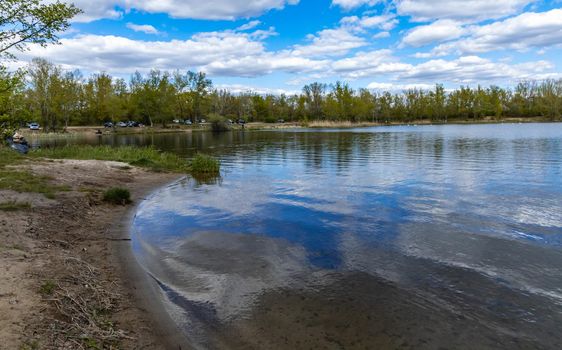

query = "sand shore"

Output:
[[0, 157, 189, 349]]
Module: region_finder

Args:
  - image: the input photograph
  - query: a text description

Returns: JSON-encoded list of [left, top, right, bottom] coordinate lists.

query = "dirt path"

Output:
[[0, 159, 183, 349]]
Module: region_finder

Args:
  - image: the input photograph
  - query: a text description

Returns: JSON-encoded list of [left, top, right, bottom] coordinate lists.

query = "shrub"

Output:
[[208, 114, 231, 132], [103, 187, 131, 205], [190, 153, 220, 175]]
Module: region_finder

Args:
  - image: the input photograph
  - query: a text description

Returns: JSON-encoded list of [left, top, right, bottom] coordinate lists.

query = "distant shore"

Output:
[[17, 116, 559, 138]]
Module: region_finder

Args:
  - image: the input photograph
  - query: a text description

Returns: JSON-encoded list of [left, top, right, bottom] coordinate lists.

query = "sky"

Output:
[[11, 0, 562, 94]]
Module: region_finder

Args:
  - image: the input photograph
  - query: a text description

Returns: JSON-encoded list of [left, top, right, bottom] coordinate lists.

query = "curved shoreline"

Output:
[[110, 176, 192, 350]]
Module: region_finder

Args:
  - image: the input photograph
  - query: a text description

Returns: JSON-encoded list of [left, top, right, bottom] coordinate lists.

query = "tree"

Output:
[[0, 0, 81, 59]]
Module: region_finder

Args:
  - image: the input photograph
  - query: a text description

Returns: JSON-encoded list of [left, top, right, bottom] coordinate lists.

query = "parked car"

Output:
[[184, 120, 192, 125], [237, 119, 246, 125], [199, 119, 207, 124], [116, 122, 127, 127], [277, 119, 285, 123], [29, 122, 40, 130], [173, 119, 180, 124], [127, 121, 140, 127], [103, 121, 113, 128]]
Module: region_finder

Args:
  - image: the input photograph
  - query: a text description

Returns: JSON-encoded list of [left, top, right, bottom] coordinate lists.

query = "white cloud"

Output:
[[430, 9, 562, 55], [367, 82, 435, 91], [66, 0, 300, 22], [373, 31, 390, 39], [397, 56, 554, 83], [331, 0, 380, 10], [395, 0, 535, 22], [236, 20, 262, 31], [14, 32, 328, 78], [126, 23, 160, 35], [401, 20, 465, 47], [341, 14, 399, 32], [290, 28, 368, 57], [216, 84, 299, 95]]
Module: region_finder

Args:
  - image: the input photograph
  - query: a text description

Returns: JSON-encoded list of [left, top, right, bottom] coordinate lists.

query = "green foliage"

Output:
[[102, 187, 131, 205], [190, 153, 220, 175], [0, 0, 81, 59], [0, 200, 31, 211], [39, 280, 56, 295], [29, 145, 189, 172], [1, 57, 562, 129]]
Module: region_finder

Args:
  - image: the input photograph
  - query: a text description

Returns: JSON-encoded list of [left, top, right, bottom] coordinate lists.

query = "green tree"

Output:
[[0, 0, 81, 59]]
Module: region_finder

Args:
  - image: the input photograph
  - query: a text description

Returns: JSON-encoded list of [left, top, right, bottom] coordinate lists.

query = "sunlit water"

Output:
[[44, 124, 562, 349]]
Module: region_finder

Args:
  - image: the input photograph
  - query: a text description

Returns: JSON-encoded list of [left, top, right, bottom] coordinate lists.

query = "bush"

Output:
[[190, 153, 220, 175], [208, 114, 230, 132], [103, 187, 131, 205]]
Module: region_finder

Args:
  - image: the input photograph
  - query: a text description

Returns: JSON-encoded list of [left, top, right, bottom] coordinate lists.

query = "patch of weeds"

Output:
[[190, 153, 220, 175], [0, 169, 70, 198], [84, 338, 101, 350], [19, 340, 39, 350], [39, 280, 56, 296], [103, 187, 131, 205], [0, 201, 31, 211]]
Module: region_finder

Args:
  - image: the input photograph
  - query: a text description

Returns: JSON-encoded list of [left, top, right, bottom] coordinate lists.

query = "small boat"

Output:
[[6, 134, 29, 154]]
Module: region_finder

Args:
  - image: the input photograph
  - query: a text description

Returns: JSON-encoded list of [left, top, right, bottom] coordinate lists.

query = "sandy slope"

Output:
[[0, 159, 182, 349]]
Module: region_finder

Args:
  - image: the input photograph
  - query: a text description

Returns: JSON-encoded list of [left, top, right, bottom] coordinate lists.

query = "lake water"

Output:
[[46, 124, 562, 349]]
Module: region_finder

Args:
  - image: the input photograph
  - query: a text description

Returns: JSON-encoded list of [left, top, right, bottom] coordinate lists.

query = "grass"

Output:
[[39, 280, 56, 296], [0, 147, 70, 198], [0, 201, 31, 211], [29, 145, 190, 172], [102, 187, 131, 205], [190, 153, 220, 175]]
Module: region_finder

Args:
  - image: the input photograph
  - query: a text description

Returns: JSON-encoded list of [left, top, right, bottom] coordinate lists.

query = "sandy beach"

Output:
[[0, 157, 187, 349]]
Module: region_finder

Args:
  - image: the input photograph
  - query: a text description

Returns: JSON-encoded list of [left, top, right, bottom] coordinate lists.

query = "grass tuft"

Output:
[[39, 280, 56, 296], [190, 153, 220, 175], [0, 201, 31, 211], [102, 187, 131, 205]]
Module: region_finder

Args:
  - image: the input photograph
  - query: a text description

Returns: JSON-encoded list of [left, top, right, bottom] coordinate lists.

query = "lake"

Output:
[[46, 123, 562, 349]]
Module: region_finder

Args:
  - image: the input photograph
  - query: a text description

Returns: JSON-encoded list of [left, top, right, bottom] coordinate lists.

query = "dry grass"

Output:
[[39, 256, 132, 349]]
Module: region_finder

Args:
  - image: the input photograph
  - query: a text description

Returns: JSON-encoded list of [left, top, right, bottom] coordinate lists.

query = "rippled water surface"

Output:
[[75, 124, 562, 349]]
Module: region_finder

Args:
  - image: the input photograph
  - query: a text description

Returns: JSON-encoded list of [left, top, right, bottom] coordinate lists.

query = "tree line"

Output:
[[1, 58, 562, 131]]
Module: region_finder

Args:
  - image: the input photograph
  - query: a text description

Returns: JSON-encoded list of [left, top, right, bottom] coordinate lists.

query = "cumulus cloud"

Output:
[[331, 0, 381, 10], [66, 0, 300, 22], [397, 56, 554, 83], [290, 28, 368, 57], [367, 82, 435, 91], [341, 14, 399, 32], [395, 0, 534, 22], [14, 31, 329, 77], [401, 20, 465, 47], [429, 9, 562, 55], [126, 23, 160, 35]]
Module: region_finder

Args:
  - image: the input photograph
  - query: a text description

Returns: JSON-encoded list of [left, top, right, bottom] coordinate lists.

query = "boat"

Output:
[[6, 133, 29, 154]]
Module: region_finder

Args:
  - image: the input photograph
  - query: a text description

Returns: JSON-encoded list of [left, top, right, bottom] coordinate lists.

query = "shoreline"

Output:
[[111, 176, 192, 350], [17, 117, 560, 137], [0, 157, 189, 349]]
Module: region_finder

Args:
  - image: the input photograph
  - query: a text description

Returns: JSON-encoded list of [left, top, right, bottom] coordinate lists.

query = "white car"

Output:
[[29, 123, 40, 130]]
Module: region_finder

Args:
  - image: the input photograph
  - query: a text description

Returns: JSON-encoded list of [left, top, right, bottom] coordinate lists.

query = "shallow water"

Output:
[[57, 124, 562, 348]]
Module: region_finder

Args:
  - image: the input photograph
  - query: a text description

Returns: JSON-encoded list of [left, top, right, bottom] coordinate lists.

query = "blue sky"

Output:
[[14, 0, 562, 94]]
